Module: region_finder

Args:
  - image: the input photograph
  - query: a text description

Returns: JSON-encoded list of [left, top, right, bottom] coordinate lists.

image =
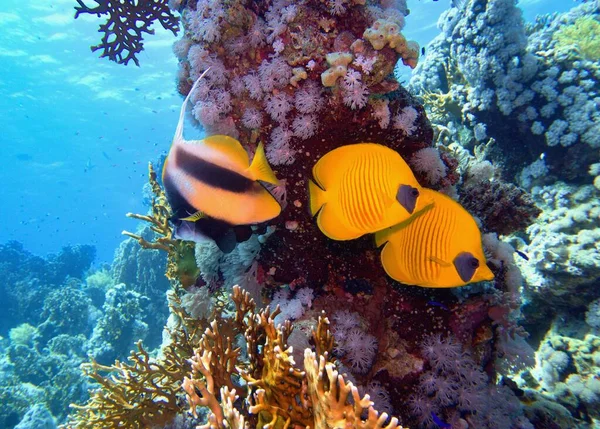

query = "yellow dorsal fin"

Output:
[[246, 142, 279, 185], [203, 135, 250, 170], [179, 211, 206, 222]]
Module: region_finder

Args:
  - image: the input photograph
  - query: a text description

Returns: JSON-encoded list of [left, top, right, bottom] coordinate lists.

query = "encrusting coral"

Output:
[[62, 286, 405, 428]]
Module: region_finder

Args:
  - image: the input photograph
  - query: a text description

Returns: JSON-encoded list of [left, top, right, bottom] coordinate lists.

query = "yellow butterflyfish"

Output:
[[308, 143, 433, 240], [375, 188, 494, 288]]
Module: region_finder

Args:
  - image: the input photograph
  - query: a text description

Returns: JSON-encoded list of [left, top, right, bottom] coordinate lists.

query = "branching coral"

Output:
[[63, 286, 404, 428], [62, 341, 185, 429], [122, 163, 199, 287], [74, 0, 179, 65], [304, 350, 403, 429]]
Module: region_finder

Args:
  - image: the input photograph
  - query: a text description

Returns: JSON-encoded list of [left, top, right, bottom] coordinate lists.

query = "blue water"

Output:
[[1, 1, 597, 428], [0, 0, 573, 264]]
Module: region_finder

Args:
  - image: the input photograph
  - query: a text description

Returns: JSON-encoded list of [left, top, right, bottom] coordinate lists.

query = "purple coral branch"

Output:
[[74, 0, 179, 66]]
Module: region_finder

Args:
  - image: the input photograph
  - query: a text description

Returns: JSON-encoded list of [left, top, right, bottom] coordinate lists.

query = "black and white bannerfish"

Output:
[[162, 69, 283, 252]]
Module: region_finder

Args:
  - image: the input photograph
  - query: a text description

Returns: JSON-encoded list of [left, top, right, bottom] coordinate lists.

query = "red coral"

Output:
[[74, 0, 179, 66]]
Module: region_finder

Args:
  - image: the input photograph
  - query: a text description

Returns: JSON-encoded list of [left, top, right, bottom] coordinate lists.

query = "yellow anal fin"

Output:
[[180, 211, 206, 222], [317, 207, 363, 240], [247, 142, 279, 185]]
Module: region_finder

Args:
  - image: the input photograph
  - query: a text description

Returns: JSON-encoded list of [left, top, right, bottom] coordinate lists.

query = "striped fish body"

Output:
[[308, 143, 431, 240], [162, 135, 281, 226], [375, 189, 494, 288]]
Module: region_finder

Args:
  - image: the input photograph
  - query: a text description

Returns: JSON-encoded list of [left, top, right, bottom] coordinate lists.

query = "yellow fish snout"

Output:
[[454, 252, 494, 284], [475, 259, 495, 283]]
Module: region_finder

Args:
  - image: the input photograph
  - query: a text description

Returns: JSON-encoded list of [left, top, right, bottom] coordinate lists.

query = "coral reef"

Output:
[[0, 241, 96, 336], [62, 287, 403, 428], [520, 317, 600, 424], [171, 0, 454, 286], [552, 15, 600, 62], [517, 183, 600, 334], [40, 0, 600, 428], [410, 0, 600, 182], [409, 334, 528, 428], [0, 242, 165, 428], [74, 0, 180, 65], [459, 176, 541, 236], [123, 163, 199, 289]]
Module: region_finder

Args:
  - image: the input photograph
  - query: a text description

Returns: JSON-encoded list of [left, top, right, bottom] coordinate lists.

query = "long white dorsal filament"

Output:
[[174, 68, 211, 144]]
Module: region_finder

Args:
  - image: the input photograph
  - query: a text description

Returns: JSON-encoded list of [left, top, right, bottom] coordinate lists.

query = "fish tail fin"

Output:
[[174, 68, 211, 144], [308, 179, 327, 216], [247, 142, 279, 185]]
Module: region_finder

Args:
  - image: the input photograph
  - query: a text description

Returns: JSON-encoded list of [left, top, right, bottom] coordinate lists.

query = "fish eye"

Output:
[[470, 258, 479, 268], [411, 188, 419, 197]]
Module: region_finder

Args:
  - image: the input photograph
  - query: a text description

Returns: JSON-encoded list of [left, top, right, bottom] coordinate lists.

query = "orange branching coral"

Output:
[[217, 386, 249, 429], [61, 341, 185, 429], [63, 286, 408, 429], [304, 349, 406, 429], [180, 286, 408, 429], [312, 312, 334, 358], [182, 349, 224, 423], [122, 162, 199, 287], [242, 308, 312, 428], [122, 162, 174, 252]]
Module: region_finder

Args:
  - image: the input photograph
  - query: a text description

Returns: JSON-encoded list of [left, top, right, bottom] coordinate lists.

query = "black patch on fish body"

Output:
[[175, 146, 253, 194], [172, 217, 252, 254], [396, 184, 419, 214], [233, 225, 253, 243], [163, 171, 194, 218], [454, 251, 479, 283]]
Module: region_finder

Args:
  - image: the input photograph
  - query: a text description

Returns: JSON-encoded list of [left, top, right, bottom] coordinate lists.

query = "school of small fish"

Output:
[[163, 72, 494, 288]]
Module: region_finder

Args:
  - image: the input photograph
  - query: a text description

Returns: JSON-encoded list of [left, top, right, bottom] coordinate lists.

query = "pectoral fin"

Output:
[[429, 256, 451, 267], [180, 211, 206, 222]]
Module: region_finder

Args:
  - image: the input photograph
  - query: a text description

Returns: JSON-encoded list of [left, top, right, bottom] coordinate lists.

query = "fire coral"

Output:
[[74, 0, 179, 66]]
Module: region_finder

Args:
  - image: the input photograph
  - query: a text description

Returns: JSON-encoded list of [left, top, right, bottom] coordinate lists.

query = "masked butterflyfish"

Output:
[[308, 143, 433, 240], [162, 70, 282, 234], [375, 188, 494, 288]]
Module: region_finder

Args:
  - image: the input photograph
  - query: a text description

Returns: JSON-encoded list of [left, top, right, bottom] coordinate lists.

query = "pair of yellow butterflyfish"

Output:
[[162, 71, 493, 287], [307, 143, 495, 288]]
